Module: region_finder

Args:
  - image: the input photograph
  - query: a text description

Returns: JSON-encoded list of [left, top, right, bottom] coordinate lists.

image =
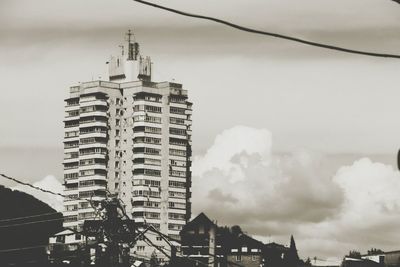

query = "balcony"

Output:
[[79, 153, 107, 160], [78, 175, 107, 182], [79, 111, 107, 118], [79, 132, 107, 139], [80, 99, 108, 107], [78, 164, 107, 171], [79, 142, 107, 150], [79, 121, 107, 129]]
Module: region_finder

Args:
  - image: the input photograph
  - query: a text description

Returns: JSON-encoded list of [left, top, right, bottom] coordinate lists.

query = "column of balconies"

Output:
[[131, 99, 163, 224], [74, 97, 109, 225]]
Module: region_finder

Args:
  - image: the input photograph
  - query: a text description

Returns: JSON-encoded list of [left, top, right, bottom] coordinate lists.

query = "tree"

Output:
[[367, 248, 384, 255], [347, 250, 362, 259], [283, 236, 300, 267], [150, 251, 158, 267], [231, 225, 243, 237]]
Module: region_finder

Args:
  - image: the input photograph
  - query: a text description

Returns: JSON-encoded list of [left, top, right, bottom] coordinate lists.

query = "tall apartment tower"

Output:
[[63, 31, 192, 240]]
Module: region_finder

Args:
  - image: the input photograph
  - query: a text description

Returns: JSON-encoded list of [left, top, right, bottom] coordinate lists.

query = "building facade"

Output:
[[180, 213, 301, 267], [62, 31, 192, 242]]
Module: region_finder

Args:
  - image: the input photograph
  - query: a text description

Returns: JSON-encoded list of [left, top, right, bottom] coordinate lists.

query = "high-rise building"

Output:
[[62, 31, 192, 240]]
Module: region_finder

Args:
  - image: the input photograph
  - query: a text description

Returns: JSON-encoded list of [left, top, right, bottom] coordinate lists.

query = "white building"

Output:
[[62, 31, 192, 244]]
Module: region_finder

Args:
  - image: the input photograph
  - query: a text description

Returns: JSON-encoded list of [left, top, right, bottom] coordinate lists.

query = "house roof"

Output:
[[181, 212, 216, 232]]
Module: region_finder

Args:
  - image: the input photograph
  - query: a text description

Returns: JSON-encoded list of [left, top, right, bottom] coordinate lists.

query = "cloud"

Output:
[[12, 175, 64, 212], [191, 126, 400, 259]]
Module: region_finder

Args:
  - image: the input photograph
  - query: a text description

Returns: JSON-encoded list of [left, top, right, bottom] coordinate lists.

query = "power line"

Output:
[[0, 173, 65, 198], [0, 217, 64, 228], [0, 173, 99, 202], [0, 245, 48, 253], [0, 212, 61, 223], [132, 0, 400, 59]]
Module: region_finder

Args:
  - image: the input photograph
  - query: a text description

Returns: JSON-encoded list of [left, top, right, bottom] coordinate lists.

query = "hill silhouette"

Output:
[[0, 185, 63, 266]]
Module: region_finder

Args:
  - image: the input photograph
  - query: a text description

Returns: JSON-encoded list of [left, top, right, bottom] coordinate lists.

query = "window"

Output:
[[134, 115, 161, 123], [67, 110, 79, 117], [64, 215, 78, 223], [170, 159, 186, 167], [168, 202, 186, 209], [169, 149, 186, 157], [169, 191, 186, 199], [170, 117, 185, 125], [132, 169, 161, 177], [132, 190, 160, 198], [64, 162, 78, 169], [170, 96, 186, 104], [132, 179, 160, 187], [133, 126, 161, 134], [64, 152, 79, 159], [136, 246, 145, 251], [168, 181, 186, 188], [170, 170, 186, 178], [145, 147, 161, 155], [80, 127, 107, 135], [168, 223, 183, 230], [64, 141, 79, 148], [134, 105, 161, 113], [64, 173, 78, 180], [65, 131, 79, 138], [79, 147, 107, 155], [133, 136, 161, 145], [66, 98, 79, 106], [146, 126, 161, 134], [170, 107, 186, 115], [169, 138, 187, 146], [65, 120, 79, 128], [168, 213, 186, 220], [134, 93, 162, 103], [236, 255, 241, 262], [65, 204, 78, 211], [170, 128, 186, 136], [133, 158, 161, 166]]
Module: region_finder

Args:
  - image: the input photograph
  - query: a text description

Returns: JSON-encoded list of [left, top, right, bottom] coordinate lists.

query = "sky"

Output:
[[1, 0, 400, 261]]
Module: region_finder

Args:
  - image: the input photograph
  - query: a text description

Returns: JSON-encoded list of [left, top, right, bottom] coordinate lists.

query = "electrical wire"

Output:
[[132, 0, 400, 59], [1, 173, 66, 198], [1, 173, 103, 203], [0, 212, 61, 223], [0, 245, 48, 253], [0, 217, 65, 228]]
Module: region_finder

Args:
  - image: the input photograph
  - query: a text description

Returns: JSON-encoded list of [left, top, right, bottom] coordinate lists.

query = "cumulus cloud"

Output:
[[191, 126, 400, 260], [12, 175, 64, 212]]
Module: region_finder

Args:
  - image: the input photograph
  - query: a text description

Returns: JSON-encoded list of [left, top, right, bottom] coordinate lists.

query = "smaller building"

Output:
[[180, 212, 218, 267], [384, 250, 400, 267], [180, 212, 299, 267], [48, 229, 85, 265], [226, 234, 264, 267]]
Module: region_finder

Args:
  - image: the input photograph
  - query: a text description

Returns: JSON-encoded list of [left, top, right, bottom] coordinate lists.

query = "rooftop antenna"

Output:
[[125, 29, 137, 60], [125, 29, 134, 44]]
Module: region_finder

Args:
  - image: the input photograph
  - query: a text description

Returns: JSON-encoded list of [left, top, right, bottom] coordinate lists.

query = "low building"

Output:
[[180, 212, 299, 267], [180, 212, 218, 267], [226, 234, 264, 267], [383, 250, 400, 267], [48, 229, 86, 265]]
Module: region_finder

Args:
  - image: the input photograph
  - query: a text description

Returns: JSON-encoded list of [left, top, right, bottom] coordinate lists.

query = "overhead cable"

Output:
[[132, 0, 400, 59]]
